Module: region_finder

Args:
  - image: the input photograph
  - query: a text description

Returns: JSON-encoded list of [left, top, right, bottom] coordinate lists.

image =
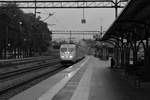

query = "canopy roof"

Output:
[[103, 0, 150, 41]]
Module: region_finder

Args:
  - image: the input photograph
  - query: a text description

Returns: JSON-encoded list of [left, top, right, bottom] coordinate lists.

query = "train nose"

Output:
[[61, 52, 73, 59]]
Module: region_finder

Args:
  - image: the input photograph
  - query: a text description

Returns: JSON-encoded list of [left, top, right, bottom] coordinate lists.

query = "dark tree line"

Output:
[[0, 3, 52, 59]]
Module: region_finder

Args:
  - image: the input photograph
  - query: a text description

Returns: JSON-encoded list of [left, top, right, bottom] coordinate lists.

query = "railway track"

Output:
[[0, 57, 85, 100], [0, 56, 58, 68], [0, 58, 62, 94], [0, 59, 59, 79]]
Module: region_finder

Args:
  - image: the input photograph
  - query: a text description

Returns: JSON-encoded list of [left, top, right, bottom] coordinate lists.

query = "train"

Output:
[[59, 43, 87, 65]]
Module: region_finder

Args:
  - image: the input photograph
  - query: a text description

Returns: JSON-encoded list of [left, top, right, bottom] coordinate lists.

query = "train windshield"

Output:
[[60, 48, 67, 52], [68, 48, 74, 52]]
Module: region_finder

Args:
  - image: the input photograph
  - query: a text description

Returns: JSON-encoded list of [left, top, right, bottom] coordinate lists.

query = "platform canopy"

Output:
[[102, 0, 150, 41]]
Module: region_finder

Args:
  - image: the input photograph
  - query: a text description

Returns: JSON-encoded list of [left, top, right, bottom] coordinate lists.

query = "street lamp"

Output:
[[19, 21, 23, 33], [19, 21, 22, 25]]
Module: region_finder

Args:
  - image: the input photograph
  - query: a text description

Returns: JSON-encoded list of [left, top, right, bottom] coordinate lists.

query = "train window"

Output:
[[61, 48, 67, 52], [68, 48, 74, 52]]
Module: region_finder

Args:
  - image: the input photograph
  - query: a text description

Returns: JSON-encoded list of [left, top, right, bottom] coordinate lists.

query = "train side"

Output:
[[59, 43, 86, 65], [75, 44, 86, 61]]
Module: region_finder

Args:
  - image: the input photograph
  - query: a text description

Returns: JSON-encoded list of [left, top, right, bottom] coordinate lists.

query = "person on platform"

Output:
[[110, 57, 115, 68]]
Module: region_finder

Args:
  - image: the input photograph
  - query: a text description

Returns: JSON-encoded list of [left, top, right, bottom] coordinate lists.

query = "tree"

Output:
[[0, 3, 52, 58]]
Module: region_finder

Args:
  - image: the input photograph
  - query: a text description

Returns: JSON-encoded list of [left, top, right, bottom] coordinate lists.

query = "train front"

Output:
[[60, 44, 76, 65]]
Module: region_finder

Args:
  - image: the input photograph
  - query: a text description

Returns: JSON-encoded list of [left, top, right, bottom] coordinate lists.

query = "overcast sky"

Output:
[[23, 8, 123, 40], [24, 8, 123, 31]]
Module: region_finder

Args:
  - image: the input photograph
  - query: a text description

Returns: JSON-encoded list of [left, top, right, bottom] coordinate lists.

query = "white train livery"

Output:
[[60, 43, 86, 65]]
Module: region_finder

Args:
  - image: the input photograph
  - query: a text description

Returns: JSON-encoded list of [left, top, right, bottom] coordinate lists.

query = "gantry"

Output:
[[0, 0, 128, 18], [0, 0, 128, 9], [52, 30, 100, 35]]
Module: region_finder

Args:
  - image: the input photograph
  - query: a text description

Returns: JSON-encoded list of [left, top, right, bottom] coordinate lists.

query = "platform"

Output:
[[10, 56, 150, 100]]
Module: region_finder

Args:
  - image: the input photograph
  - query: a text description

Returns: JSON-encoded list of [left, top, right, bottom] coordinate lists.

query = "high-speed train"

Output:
[[59, 43, 86, 65]]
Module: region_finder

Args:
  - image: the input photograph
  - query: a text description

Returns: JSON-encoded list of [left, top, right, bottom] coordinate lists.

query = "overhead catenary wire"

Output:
[[51, 15, 67, 30]]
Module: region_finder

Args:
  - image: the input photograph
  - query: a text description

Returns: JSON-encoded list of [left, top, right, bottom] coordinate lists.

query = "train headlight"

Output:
[[61, 55, 65, 58], [69, 55, 73, 59]]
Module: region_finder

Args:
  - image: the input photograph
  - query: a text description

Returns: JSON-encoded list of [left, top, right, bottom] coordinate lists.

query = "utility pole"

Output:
[[70, 30, 72, 43], [115, 0, 118, 19], [100, 26, 102, 33], [34, 0, 37, 18], [100, 25, 103, 38], [83, 32, 84, 40]]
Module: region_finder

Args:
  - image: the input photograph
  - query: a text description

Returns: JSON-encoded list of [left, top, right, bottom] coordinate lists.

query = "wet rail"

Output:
[[0, 58, 62, 93], [0, 56, 58, 67], [0, 58, 60, 79]]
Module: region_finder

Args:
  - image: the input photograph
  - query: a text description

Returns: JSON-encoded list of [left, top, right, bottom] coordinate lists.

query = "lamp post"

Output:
[[5, 26, 8, 59]]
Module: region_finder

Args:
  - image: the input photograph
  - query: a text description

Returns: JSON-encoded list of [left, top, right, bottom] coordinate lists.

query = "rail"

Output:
[[0, 58, 62, 93], [0, 55, 59, 67]]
